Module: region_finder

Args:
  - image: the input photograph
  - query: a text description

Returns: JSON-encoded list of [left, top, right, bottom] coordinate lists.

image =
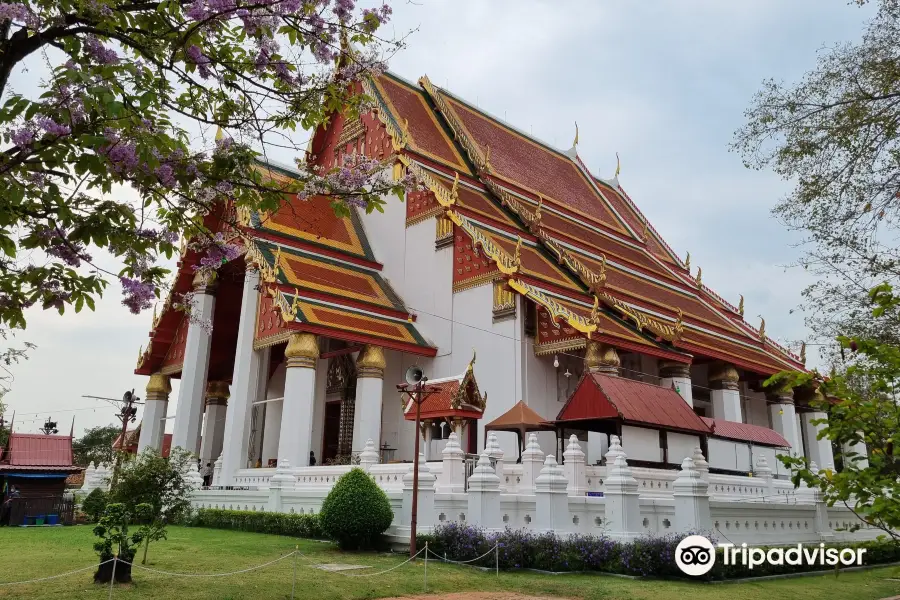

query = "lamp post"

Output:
[[399, 366, 439, 559]]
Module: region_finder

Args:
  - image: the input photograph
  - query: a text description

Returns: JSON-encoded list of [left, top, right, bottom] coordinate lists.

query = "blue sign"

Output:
[[586, 491, 604, 497]]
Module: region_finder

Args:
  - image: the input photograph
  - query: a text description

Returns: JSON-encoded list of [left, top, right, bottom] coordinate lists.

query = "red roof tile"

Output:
[[702, 417, 790, 448], [557, 374, 712, 435], [1, 433, 75, 468]]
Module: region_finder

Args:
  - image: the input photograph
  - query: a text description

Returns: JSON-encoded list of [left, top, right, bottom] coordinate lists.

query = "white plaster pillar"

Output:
[[753, 454, 775, 498], [401, 454, 435, 528], [352, 345, 386, 454], [219, 269, 264, 484], [437, 432, 465, 493], [261, 399, 283, 467], [212, 452, 223, 487], [534, 454, 569, 532], [422, 421, 434, 462], [768, 385, 801, 457], [708, 361, 742, 422], [199, 381, 229, 467], [691, 446, 710, 482], [138, 373, 171, 454], [485, 431, 505, 484], [467, 450, 501, 528], [802, 411, 834, 471], [278, 333, 319, 468], [520, 433, 545, 495], [562, 434, 586, 497], [602, 441, 643, 542], [80, 462, 96, 493], [658, 361, 693, 407], [267, 459, 295, 512], [673, 457, 711, 532], [171, 272, 217, 453]]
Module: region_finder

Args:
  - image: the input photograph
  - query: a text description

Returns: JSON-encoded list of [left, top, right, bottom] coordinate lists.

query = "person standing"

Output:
[[200, 462, 213, 487]]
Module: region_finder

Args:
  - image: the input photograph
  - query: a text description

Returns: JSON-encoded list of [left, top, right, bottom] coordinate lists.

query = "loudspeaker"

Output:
[[404, 365, 425, 386]]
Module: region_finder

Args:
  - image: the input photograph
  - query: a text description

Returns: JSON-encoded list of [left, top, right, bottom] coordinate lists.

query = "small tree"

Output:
[[110, 447, 193, 563], [73, 424, 119, 467], [772, 284, 900, 542], [92, 503, 144, 583], [319, 467, 392, 550], [81, 488, 109, 523]]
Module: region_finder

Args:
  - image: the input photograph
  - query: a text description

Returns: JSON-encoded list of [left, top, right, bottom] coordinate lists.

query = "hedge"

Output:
[[189, 508, 323, 539], [418, 523, 900, 580]]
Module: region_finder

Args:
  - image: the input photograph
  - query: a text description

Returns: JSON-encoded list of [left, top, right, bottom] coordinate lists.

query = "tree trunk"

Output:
[[142, 537, 150, 565]]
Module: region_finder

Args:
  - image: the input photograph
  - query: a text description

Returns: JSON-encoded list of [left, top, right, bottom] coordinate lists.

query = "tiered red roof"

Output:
[[401, 359, 487, 421], [368, 71, 805, 376]]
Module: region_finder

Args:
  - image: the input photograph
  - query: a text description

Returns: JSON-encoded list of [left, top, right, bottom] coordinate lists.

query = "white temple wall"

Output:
[[521, 334, 562, 455], [621, 425, 661, 462], [380, 349, 418, 461], [448, 284, 522, 458], [743, 386, 769, 427], [261, 361, 286, 466], [667, 432, 700, 466]]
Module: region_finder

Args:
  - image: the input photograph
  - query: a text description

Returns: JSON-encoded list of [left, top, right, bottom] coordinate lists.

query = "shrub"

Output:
[[319, 468, 393, 550], [190, 509, 323, 539], [82, 488, 109, 522], [420, 523, 900, 580]]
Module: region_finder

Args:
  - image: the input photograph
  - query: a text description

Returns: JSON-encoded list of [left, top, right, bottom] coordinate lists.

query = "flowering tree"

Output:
[[0, 0, 405, 329]]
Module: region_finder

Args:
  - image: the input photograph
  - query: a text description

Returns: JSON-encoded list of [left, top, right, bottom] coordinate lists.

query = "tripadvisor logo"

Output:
[[674, 535, 868, 577]]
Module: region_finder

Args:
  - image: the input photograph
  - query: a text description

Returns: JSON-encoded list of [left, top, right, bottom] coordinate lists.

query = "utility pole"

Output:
[[111, 389, 140, 486], [40, 417, 58, 435]]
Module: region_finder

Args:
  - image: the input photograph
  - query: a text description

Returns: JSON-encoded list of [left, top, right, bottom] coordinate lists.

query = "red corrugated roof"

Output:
[[702, 417, 790, 448], [1, 433, 75, 468], [557, 373, 712, 435]]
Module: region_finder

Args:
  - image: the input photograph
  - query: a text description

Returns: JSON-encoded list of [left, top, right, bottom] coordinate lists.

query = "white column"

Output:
[[659, 361, 693, 407], [520, 433, 545, 495], [842, 436, 869, 470], [261, 399, 283, 466], [708, 361, 742, 421], [401, 454, 435, 528], [467, 450, 501, 527], [137, 373, 171, 454], [423, 421, 434, 462], [199, 381, 229, 466], [437, 432, 465, 493], [352, 345, 385, 454], [534, 454, 569, 532], [768, 386, 801, 457], [562, 434, 586, 496], [220, 269, 264, 485], [278, 333, 319, 468], [171, 272, 216, 453], [603, 438, 643, 542]]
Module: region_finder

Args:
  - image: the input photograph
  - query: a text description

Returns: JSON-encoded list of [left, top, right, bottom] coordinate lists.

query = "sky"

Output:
[[1, 0, 877, 437]]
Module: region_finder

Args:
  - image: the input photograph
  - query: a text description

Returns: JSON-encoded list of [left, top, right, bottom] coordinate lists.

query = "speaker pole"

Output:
[[410, 379, 422, 558]]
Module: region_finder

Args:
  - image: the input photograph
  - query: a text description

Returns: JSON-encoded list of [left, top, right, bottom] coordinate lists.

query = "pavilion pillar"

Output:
[[220, 269, 264, 484], [802, 411, 834, 471], [767, 383, 801, 457], [199, 381, 229, 467], [278, 333, 319, 468], [659, 360, 693, 407], [352, 345, 386, 455], [584, 340, 620, 375], [137, 373, 171, 454], [842, 437, 869, 470], [261, 399, 283, 467], [708, 361, 742, 422], [171, 272, 217, 453]]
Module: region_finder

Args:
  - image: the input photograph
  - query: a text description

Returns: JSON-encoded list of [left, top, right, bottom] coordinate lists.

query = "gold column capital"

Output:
[[584, 340, 620, 375], [192, 270, 218, 295], [708, 360, 740, 391], [658, 360, 691, 380], [146, 373, 171, 398], [356, 345, 386, 378], [205, 380, 230, 406], [285, 333, 319, 368]]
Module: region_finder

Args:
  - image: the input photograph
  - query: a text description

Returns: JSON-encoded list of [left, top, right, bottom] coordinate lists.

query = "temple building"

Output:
[[133, 71, 862, 489]]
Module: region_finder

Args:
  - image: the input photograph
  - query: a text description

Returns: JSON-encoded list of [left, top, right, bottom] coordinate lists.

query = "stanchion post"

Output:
[[108, 556, 117, 600], [291, 545, 298, 600], [424, 541, 428, 592], [495, 544, 499, 577]]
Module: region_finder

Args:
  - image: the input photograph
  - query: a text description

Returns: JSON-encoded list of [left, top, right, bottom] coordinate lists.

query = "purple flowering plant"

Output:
[[0, 0, 406, 330]]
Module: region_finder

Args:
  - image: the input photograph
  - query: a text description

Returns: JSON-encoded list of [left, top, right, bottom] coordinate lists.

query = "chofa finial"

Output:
[[800, 342, 806, 365], [738, 294, 745, 317], [685, 251, 691, 271]]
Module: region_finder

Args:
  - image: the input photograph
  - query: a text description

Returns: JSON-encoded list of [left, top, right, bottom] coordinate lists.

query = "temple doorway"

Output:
[[322, 401, 341, 462]]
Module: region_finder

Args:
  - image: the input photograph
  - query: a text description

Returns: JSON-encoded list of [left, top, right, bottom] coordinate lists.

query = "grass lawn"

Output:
[[0, 526, 898, 600]]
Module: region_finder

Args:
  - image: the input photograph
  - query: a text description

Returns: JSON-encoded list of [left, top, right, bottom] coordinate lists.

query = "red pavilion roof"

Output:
[[0, 433, 80, 472], [702, 417, 790, 448]]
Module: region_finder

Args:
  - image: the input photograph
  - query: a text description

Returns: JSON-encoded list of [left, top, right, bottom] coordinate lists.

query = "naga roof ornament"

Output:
[[758, 316, 766, 343], [799, 342, 806, 365], [738, 294, 745, 317]]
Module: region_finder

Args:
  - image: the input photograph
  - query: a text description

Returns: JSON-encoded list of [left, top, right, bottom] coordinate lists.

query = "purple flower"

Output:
[[185, 0, 207, 21], [186, 44, 213, 79], [10, 127, 34, 148], [120, 277, 156, 314], [84, 36, 119, 65], [36, 117, 71, 137], [0, 3, 39, 28], [155, 164, 176, 188]]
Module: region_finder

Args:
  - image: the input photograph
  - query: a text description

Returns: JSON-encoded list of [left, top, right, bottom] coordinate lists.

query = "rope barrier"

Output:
[[294, 546, 426, 578], [0, 558, 115, 586], [125, 551, 297, 577], [427, 543, 500, 565]]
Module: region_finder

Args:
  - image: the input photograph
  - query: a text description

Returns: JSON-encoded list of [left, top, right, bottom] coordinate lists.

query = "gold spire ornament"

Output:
[[573, 122, 579, 147], [758, 316, 766, 343], [695, 267, 702, 287], [450, 171, 460, 203], [642, 219, 649, 241], [685, 251, 691, 271], [615, 152, 621, 178], [738, 295, 745, 317], [800, 342, 807, 365], [468, 347, 477, 370]]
